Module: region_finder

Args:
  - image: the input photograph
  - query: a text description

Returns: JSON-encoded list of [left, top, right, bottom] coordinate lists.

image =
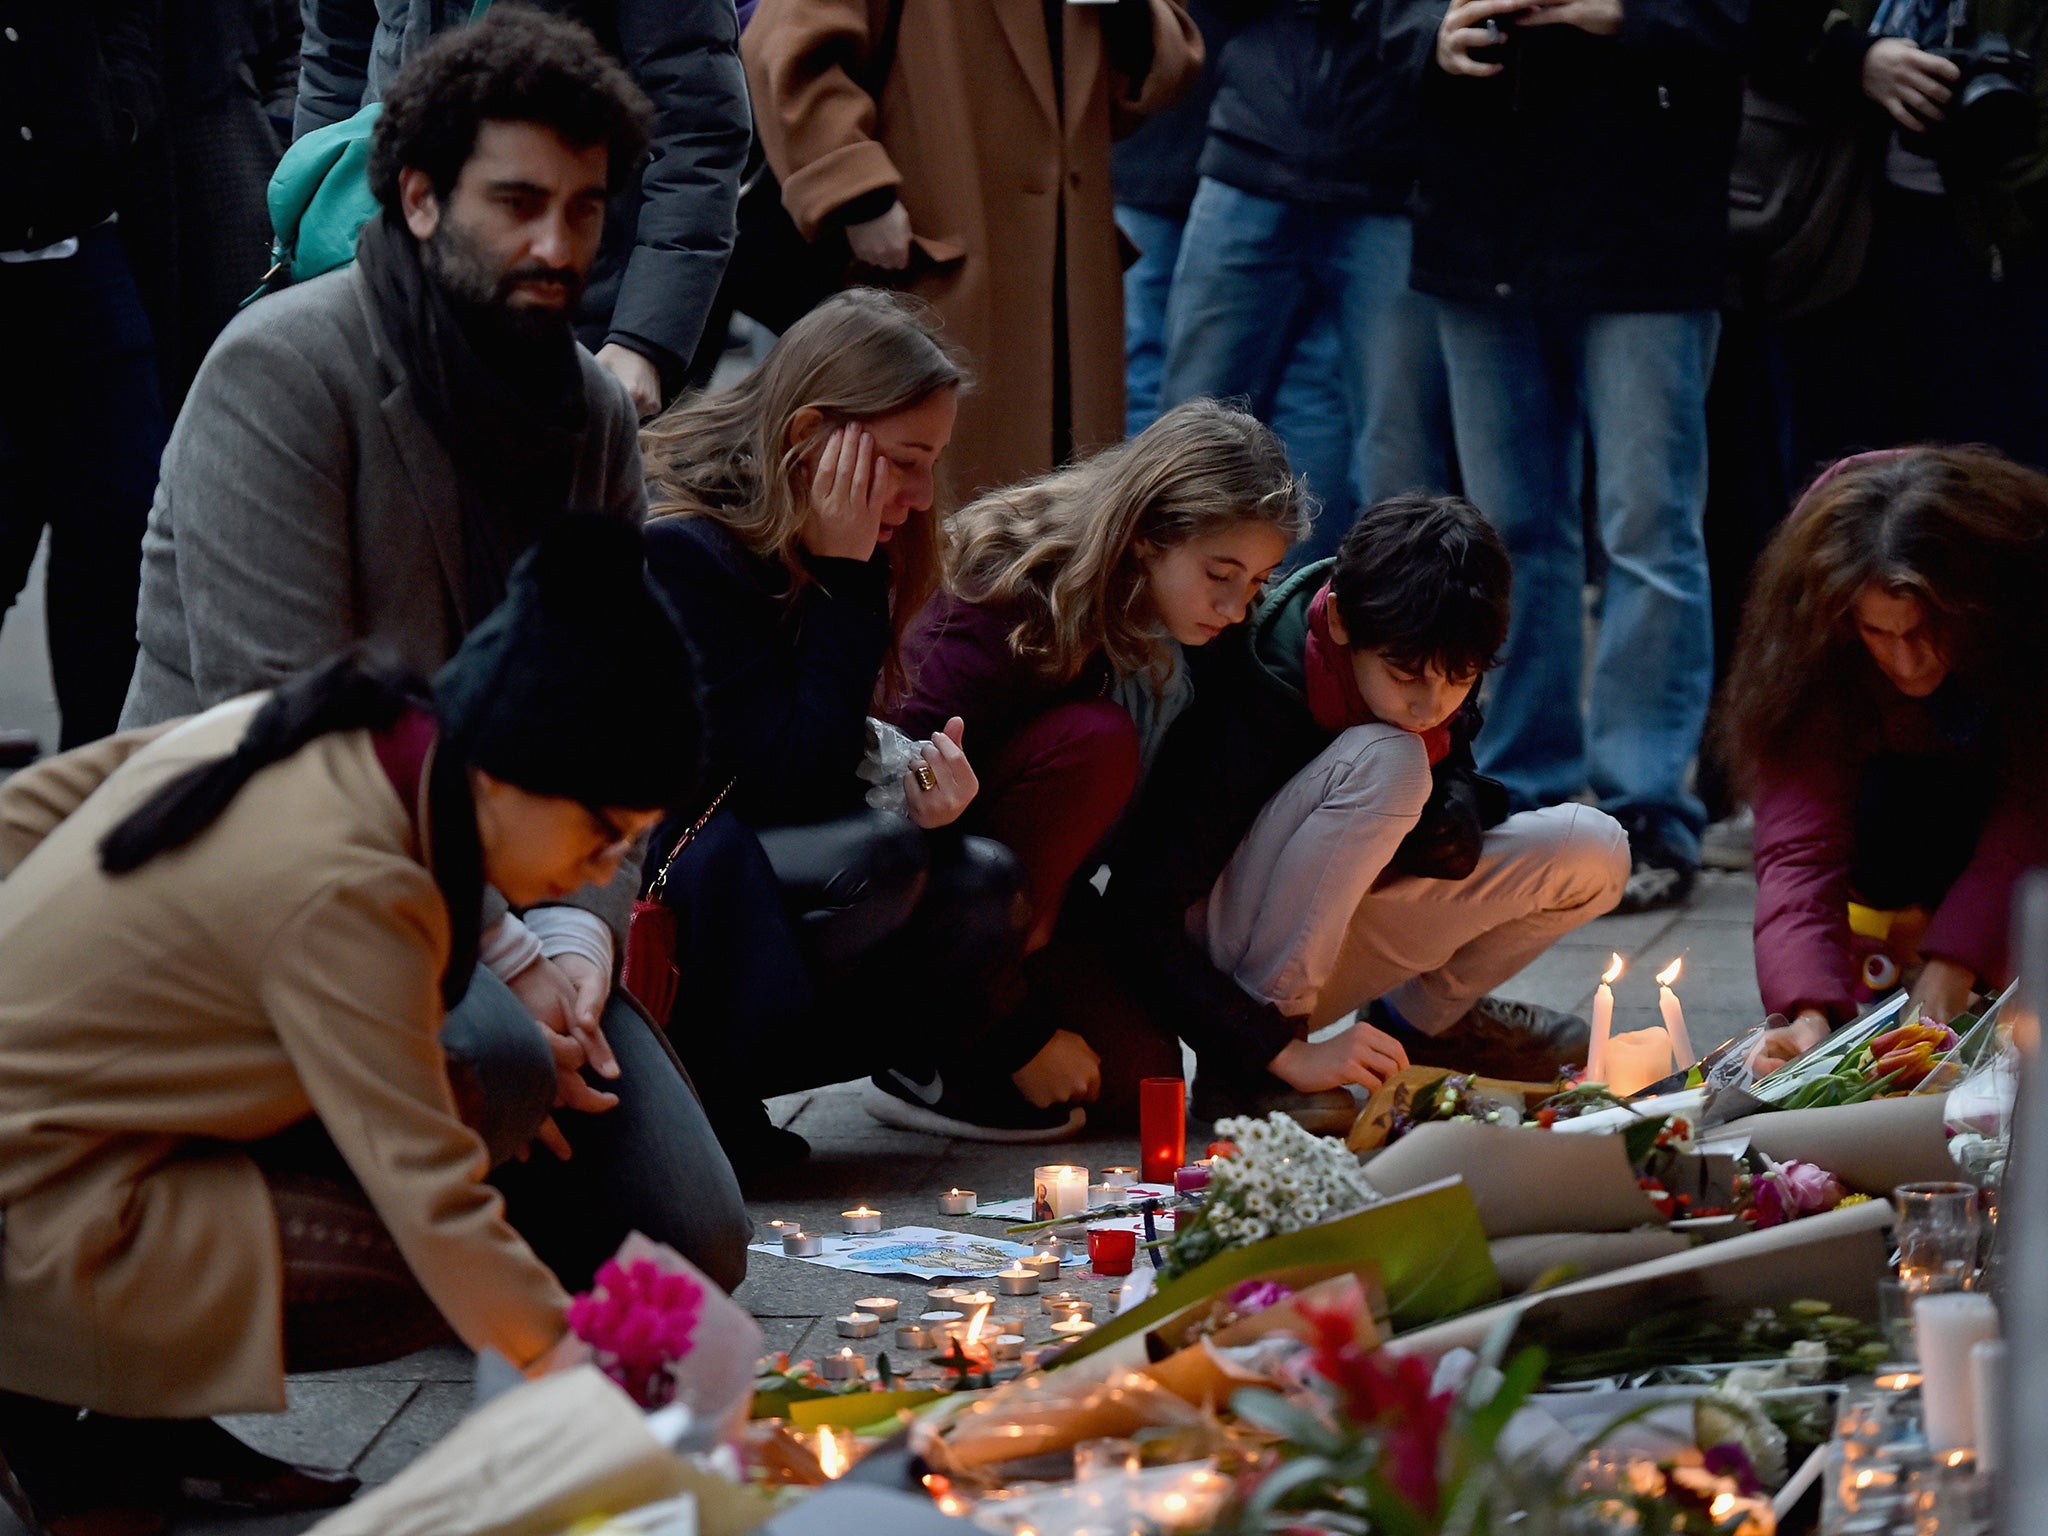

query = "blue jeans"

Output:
[[1157, 180, 1454, 560], [1437, 304, 1719, 861], [443, 965, 753, 1293]]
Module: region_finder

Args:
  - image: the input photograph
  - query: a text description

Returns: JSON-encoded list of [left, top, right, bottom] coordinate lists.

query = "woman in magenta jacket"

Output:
[[1725, 448, 2048, 1074]]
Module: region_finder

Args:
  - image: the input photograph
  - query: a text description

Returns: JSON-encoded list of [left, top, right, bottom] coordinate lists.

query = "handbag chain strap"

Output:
[[648, 776, 739, 899]]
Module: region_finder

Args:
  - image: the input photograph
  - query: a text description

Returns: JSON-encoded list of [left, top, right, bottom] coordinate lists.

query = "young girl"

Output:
[[1726, 447, 2048, 1075], [639, 289, 1083, 1158], [884, 400, 1307, 1115]]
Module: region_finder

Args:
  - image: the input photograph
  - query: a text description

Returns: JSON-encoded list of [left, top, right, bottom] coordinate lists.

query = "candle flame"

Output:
[[1709, 1494, 1735, 1520], [964, 1301, 990, 1346], [1602, 953, 1624, 984], [848, 1205, 877, 1217], [817, 1426, 850, 1479], [1656, 957, 1683, 987]]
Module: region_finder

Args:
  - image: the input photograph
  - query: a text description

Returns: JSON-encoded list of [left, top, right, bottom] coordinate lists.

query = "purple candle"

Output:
[[1174, 1163, 1212, 1194]]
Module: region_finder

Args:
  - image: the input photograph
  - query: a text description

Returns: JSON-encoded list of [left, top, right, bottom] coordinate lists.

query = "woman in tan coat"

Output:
[[743, 0, 1202, 503], [0, 519, 704, 1532]]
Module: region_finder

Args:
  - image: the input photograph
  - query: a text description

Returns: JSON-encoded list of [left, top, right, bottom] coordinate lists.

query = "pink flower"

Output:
[[1299, 1300, 1453, 1515], [1227, 1279, 1295, 1314], [567, 1258, 705, 1407], [1748, 1159, 1846, 1229]]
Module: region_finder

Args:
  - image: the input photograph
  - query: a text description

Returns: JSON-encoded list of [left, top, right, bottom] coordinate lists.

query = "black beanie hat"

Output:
[[433, 515, 705, 811]]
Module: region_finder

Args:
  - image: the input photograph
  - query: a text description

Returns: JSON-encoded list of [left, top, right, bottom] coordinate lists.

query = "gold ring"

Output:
[[914, 760, 937, 792]]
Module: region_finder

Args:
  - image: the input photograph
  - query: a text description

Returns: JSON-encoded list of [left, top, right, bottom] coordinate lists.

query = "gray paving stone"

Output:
[[290, 1343, 474, 1385], [219, 1380, 419, 1471], [350, 1382, 476, 1486]]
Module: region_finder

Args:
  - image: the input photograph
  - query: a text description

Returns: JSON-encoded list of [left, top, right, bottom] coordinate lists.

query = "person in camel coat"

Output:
[[743, 0, 1202, 501]]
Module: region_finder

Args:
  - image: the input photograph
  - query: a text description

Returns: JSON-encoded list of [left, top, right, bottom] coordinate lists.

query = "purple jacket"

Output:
[[1752, 692, 2047, 1022], [889, 593, 1110, 757]]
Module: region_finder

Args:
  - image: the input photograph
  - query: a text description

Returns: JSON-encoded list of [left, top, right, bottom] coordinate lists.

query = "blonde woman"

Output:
[[639, 289, 1087, 1160]]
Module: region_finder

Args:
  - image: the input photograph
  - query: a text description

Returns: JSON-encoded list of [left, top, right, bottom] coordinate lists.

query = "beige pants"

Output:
[[1200, 723, 1629, 1032]]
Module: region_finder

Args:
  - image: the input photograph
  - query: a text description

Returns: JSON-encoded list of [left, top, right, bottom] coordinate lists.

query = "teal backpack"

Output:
[[247, 0, 493, 304]]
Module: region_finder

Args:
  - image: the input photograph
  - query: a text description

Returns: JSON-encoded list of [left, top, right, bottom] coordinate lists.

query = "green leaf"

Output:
[[1621, 1114, 1671, 1169], [1464, 1346, 1547, 1457], [1232, 1387, 1348, 1457]]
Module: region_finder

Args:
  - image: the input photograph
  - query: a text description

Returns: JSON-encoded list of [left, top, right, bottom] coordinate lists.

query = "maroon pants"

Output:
[[968, 699, 1141, 944]]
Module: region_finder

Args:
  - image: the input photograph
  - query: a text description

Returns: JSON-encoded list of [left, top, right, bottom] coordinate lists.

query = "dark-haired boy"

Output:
[[1109, 495, 1628, 1125]]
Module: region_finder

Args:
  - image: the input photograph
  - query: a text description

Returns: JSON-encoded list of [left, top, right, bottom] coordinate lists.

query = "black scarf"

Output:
[[356, 213, 589, 620]]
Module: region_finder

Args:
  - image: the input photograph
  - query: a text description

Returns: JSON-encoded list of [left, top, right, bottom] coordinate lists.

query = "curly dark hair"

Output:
[[368, 5, 654, 214], [1329, 494, 1512, 680]]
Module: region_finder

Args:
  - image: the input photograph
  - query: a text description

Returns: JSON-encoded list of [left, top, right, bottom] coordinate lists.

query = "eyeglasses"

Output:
[[581, 803, 638, 863]]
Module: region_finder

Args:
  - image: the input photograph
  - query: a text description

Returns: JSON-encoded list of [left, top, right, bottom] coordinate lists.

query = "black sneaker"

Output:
[[861, 1068, 1083, 1142], [1189, 1077, 1358, 1137], [1370, 996, 1589, 1083], [1613, 811, 1698, 914]]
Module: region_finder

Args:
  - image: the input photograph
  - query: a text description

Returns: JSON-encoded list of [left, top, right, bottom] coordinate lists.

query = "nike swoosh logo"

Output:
[[890, 1069, 944, 1107]]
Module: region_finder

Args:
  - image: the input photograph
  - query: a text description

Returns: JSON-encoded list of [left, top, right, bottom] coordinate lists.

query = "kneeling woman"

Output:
[[639, 290, 1071, 1161], [0, 522, 702, 1525], [1729, 448, 2048, 1073]]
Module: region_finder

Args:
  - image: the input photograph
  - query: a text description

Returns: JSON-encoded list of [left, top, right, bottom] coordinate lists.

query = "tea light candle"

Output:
[[819, 1346, 863, 1380], [955, 1289, 997, 1314], [920, 1310, 964, 1329], [1033, 1164, 1090, 1221], [836, 1311, 879, 1338], [1101, 1166, 1138, 1192], [782, 1230, 825, 1256], [997, 1264, 1041, 1296], [763, 1219, 802, 1239], [938, 1188, 977, 1216], [896, 1321, 933, 1350], [1088, 1184, 1123, 1208], [927, 1286, 968, 1307], [1875, 1367, 1924, 1392], [1049, 1316, 1097, 1339], [854, 1296, 900, 1323], [991, 1334, 1025, 1361], [990, 1312, 1027, 1335], [841, 1205, 883, 1234], [1042, 1289, 1083, 1314], [1024, 1252, 1062, 1281], [1173, 1164, 1211, 1194]]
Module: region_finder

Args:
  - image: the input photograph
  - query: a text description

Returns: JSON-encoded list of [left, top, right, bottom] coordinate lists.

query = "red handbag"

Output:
[[621, 777, 736, 1027]]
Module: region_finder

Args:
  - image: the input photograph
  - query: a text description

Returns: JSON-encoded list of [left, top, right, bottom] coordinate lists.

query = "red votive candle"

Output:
[[1087, 1227, 1138, 1276], [1139, 1076, 1186, 1184]]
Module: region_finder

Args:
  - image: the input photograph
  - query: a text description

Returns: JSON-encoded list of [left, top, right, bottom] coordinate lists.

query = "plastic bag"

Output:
[[857, 718, 922, 817]]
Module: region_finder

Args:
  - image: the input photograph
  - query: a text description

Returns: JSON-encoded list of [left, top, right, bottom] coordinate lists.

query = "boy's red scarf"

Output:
[[1303, 583, 1454, 765]]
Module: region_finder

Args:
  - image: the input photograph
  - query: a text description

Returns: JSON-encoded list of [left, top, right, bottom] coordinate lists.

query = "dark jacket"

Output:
[[1113, 0, 1237, 215], [1752, 680, 2048, 1024], [1106, 559, 1504, 1069], [889, 592, 1113, 759], [294, 0, 748, 388], [0, 1, 160, 250], [1409, 0, 1748, 310], [641, 516, 893, 829], [1197, 0, 1440, 209]]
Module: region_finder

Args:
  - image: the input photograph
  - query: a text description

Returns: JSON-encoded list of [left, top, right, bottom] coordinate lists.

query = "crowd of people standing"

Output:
[[1, 0, 2047, 1529]]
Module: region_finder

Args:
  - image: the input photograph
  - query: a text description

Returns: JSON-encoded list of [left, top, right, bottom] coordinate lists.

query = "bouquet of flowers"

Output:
[[1158, 1114, 1379, 1282], [569, 1257, 707, 1409]]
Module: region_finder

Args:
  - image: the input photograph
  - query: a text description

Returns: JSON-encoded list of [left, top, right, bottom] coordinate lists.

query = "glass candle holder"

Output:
[[1140, 1078, 1186, 1184]]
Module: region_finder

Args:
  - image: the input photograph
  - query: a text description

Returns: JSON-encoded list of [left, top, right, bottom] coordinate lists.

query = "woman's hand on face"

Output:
[[1744, 1009, 1831, 1077], [1013, 1029, 1102, 1108], [1270, 1019, 1411, 1094], [905, 716, 978, 828], [1911, 956, 1977, 1025], [799, 425, 887, 564], [1862, 37, 1958, 131]]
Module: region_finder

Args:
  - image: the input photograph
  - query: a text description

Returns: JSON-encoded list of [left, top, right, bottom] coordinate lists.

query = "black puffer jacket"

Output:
[[0, 1, 160, 251], [1409, 0, 1748, 310], [1105, 559, 1506, 1072], [295, 0, 748, 389], [1199, 0, 1441, 209]]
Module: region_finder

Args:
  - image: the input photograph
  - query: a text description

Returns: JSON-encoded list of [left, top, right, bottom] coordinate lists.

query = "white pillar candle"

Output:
[[1915, 1291, 2000, 1454], [1656, 958, 1694, 1070], [1586, 954, 1622, 1081], [1606, 1028, 1673, 1097], [840, 1205, 883, 1234], [1033, 1164, 1090, 1221], [1973, 1338, 2008, 1475], [938, 1188, 977, 1215]]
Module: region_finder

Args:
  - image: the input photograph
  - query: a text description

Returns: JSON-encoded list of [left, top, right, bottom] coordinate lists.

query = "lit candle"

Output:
[[919, 1310, 964, 1330], [1140, 1077, 1186, 1184], [841, 1205, 883, 1235], [955, 1289, 997, 1315], [991, 1334, 1025, 1361], [1024, 1252, 1061, 1281], [927, 1286, 967, 1307], [1100, 1166, 1138, 1193], [997, 1264, 1041, 1296], [1587, 953, 1622, 1081], [815, 1426, 852, 1480], [781, 1230, 824, 1256], [1033, 1165, 1090, 1221], [1088, 1183, 1122, 1208], [819, 1347, 863, 1380], [763, 1219, 801, 1238], [1606, 1028, 1673, 1097], [1916, 1292, 2000, 1454], [835, 1311, 879, 1338], [896, 1320, 933, 1349], [1042, 1289, 1082, 1314], [854, 1296, 900, 1323], [1657, 958, 1694, 1070], [938, 1188, 976, 1216], [1173, 1164, 1211, 1194], [1049, 1316, 1097, 1339]]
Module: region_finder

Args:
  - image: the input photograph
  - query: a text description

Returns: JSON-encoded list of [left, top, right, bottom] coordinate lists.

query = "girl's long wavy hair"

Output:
[[640, 289, 966, 670], [939, 399, 1309, 687], [1718, 445, 2048, 792]]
